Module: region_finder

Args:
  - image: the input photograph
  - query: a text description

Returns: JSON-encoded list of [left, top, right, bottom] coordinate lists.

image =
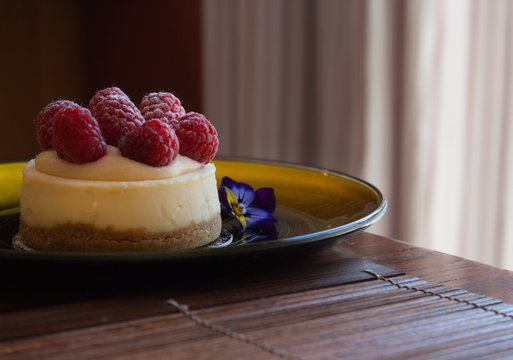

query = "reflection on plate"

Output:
[[0, 157, 386, 263]]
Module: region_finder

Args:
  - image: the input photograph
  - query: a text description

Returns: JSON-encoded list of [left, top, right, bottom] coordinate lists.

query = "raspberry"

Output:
[[140, 92, 185, 128], [36, 100, 77, 150], [175, 112, 218, 164], [88, 87, 128, 114], [89, 95, 144, 146], [88, 87, 144, 146], [119, 119, 179, 167], [52, 105, 107, 164]]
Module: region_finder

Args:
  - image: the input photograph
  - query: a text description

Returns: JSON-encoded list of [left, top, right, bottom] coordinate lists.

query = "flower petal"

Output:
[[245, 206, 278, 230], [218, 186, 235, 217], [219, 186, 247, 231], [252, 187, 276, 213], [220, 176, 238, 189], [220, 176, 255, 206]]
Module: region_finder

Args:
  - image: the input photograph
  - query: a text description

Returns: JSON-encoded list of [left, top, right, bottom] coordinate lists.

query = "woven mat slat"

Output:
[[165, 274, 513, 360], [3, 267, 513, 360], [425, 332, 513, 360]]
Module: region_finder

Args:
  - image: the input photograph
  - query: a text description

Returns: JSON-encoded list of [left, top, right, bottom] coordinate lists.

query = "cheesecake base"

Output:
[[18, 215, 222, 252]]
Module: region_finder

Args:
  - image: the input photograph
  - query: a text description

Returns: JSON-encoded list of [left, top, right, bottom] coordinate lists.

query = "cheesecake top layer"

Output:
[[35, 145, 203, 181]]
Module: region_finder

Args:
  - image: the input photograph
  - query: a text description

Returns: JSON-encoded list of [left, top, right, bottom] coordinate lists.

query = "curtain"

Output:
[[202, 0, 513, 269], [0, 1, 85, 161]]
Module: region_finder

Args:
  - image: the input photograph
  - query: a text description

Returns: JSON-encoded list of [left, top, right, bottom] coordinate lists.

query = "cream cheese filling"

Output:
[[35, 145, 202, 181], [21, 149, 220, 232]]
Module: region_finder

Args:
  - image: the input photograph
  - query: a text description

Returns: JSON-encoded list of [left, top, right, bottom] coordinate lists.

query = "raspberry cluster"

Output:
[[36, 87, 219, 167]]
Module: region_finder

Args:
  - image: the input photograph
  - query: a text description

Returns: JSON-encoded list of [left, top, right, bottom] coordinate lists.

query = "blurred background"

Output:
[[1, 0, 512, 269]]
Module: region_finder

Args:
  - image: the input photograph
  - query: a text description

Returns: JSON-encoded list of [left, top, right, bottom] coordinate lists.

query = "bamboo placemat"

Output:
[[165, 271, 513, 360], [3, 263, 513, 359]]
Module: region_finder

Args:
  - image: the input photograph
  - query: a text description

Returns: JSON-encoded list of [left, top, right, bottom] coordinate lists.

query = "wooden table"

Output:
[[2, 232, 513, 359]]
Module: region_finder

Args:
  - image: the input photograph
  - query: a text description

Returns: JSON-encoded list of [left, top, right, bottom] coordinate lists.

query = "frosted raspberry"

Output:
[[36, 100, 77, 150], [90, 96, 144, 146], [88, 87, 128, 114], [119, 119, 179, 167], [175, 112, 218, 164], [140, 92, 185, 128], [88, 87, 144, 146], [52, 105, 107, 164]]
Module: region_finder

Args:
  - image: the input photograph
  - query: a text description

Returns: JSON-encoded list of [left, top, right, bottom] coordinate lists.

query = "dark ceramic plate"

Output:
[[0, 157, 386, 265]]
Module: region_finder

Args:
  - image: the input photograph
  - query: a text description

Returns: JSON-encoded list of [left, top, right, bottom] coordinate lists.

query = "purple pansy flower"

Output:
[[218, 177, 278, 233]]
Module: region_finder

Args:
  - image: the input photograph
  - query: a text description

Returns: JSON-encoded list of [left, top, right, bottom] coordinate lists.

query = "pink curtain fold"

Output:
[[203, 0, 513, 269]]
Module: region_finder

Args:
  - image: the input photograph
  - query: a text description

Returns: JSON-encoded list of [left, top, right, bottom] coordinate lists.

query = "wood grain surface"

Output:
[[2, 232, 513, 359], [337, 233, 513, 303]]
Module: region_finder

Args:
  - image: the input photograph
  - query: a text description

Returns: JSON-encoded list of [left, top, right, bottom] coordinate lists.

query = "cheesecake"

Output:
[[19, 146, 221, 251], [18, 88, 221, 252]]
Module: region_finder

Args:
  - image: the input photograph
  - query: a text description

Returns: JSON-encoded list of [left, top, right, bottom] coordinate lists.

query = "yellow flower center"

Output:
[[231, 201, 246, 217], [225, 188, 247, 230]]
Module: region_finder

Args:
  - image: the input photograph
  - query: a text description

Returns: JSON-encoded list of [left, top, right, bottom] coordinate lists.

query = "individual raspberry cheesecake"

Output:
[[18, 88, 221, 252]]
